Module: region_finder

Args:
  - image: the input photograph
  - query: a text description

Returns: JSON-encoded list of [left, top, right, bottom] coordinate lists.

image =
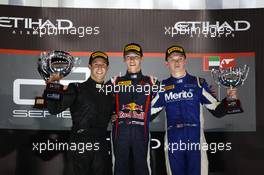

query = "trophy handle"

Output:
[[211, 69, 221, 86], [72, 57, 81, 71], [38, 51, 50, 81], [240, 64, 250, 85], [233, 67, 242, 87]]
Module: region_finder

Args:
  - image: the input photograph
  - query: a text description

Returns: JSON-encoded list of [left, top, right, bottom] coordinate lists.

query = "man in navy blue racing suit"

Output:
[[151, 45, 238, 175], [110, 43, 158, 175]]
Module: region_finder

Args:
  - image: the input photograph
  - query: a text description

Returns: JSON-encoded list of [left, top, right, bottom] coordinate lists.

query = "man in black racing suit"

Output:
[[46, 51, 113, 175]]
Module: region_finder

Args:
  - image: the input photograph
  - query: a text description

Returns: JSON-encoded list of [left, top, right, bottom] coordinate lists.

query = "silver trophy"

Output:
[[211, 65, 249, 114], [34, 51, 80, 109]]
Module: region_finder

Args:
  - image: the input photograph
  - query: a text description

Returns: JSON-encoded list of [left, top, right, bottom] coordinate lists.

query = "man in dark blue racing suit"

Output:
[[151, 45, 238, 175], [111, 43, 158, 175]]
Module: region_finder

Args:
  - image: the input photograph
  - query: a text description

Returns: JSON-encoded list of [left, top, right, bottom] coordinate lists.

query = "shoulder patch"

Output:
[[118, 80, 132, 86], [164, 84, 175, 91]]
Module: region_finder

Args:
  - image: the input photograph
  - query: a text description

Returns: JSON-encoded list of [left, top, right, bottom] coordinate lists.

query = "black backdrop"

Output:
[[0, 5, 263, 175]]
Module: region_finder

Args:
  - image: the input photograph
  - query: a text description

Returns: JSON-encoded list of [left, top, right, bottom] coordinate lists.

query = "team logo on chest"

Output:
[[165, 90, 194, 102]]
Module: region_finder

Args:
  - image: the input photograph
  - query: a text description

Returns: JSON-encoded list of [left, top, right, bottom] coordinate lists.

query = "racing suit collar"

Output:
[[125, 70, 143, 79], [170, 72, 189, 84], [86, 77, 104, 88]]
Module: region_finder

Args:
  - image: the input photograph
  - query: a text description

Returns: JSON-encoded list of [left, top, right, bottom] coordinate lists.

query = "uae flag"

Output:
[[203, 56, 220, 71], [203, 55, 237, 71]]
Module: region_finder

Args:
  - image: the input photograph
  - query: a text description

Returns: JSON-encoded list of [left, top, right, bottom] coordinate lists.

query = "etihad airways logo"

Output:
[[164, 20, 250, 38], [0, 16, 100, 37], [165, 90, 194, 102]]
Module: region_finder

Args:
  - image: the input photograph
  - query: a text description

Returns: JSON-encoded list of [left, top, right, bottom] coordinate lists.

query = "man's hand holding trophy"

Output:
[[34, 51, 80, 109]]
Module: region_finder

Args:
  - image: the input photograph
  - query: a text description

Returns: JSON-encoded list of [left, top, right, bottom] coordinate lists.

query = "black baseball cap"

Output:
[[89, 51, 109, 65], [165, 45, 186, 61], [123, 43, 143, 57]]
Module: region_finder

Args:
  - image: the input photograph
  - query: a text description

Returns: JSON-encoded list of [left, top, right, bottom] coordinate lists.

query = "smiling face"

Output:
[[165, 53, 187, 77], [88, 57, 108, 83], [124, 52, 143, 73]]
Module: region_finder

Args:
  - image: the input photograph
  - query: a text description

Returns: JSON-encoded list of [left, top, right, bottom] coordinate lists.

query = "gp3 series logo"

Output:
[[164, 20, 250, 38], [165, 90, 194, 102], [12, 67, 89, 118]]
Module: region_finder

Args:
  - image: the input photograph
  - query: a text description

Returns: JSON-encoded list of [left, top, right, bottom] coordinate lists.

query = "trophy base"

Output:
[[44, 83, 64, 101], [34, 96, 47, 109], [224, 99, 244, 114]]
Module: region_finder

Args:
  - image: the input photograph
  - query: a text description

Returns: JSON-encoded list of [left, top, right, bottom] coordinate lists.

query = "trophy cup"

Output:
[[34, 51, 80, 109], [211, 65, 249, 114]]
